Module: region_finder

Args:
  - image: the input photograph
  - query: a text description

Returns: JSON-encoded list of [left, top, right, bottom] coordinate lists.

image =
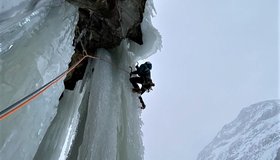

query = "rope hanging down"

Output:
[[0, 53, 129, 121], [0, 29, 129, 121]]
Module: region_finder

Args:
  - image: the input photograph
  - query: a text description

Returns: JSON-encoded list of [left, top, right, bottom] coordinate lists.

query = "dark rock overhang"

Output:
[[64, 0, 147, 90], [67, 0, 147, 53]]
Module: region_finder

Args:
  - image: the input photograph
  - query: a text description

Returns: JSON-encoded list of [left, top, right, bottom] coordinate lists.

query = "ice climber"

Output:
[[129, 61, 155, 109]]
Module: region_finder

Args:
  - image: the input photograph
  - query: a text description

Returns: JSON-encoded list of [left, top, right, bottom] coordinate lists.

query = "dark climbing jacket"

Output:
[[133, 62, 151, 79]]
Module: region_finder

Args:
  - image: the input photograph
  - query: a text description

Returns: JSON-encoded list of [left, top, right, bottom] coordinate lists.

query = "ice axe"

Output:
[[129, 66, 133, 77], [129, 62, 139, 77]]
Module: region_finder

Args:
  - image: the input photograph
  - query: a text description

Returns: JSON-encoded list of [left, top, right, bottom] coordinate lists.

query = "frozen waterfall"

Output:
[[0, 0, 161, 160], [0, 1, 78, 159]]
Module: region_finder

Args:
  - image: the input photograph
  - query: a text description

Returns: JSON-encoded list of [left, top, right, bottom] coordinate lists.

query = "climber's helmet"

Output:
[[145, 61, 152, 70]]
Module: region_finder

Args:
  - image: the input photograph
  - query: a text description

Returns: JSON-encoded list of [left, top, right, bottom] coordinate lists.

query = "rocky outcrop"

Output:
[[197, 100, 280, 160], [64, 0, 147, 89], [68, 0, 146, 52]]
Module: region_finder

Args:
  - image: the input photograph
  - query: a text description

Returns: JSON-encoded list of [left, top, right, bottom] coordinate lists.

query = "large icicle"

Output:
[[0, 2, 78, 160], [0, 0, 161, 159], [34, 81, 88, 160], [76, 0, 161, 159], [77, 45, 144, 160], [33, 59, 95, 160]]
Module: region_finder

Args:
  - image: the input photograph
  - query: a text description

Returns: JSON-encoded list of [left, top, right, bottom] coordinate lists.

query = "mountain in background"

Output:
[[197, 100, 280, 160]]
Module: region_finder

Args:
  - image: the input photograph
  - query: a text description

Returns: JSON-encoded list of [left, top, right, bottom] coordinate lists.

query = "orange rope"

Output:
[[87, 55, 129, 73], [0, 56, 87, 121], [0, 54, 130, 121]]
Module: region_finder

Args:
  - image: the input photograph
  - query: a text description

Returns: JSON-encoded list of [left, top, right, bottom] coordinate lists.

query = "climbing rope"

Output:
[[76, 28, 130, 74], [0, 55, 85, 120], [87, 54, 130, 74], [0, 53, 131, 121], [0, 29, 132, 121]]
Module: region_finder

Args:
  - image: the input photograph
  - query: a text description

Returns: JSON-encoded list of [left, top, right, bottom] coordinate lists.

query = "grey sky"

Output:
[[142, 0, 278, 159]]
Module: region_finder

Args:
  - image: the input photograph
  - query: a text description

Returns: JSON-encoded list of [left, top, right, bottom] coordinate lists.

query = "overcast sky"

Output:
[[142, 0, 278, 159]]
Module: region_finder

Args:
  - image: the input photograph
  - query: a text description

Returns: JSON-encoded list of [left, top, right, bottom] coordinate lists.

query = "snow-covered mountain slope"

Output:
[[197, 100, 280, 160]]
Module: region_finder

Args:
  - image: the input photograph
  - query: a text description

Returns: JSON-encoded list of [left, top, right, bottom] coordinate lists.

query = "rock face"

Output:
[[67, 0, 146, 51], [197, 100, 280, 160], [64, 0, 147, 89]]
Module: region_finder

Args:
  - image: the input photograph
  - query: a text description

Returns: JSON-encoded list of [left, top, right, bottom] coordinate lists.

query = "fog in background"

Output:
[[142, 0, 279, 159]]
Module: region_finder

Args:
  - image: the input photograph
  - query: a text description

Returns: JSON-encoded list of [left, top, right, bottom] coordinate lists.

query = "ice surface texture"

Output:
[[0, 0, 161, 159], [35, 1, 161, 159], [0, 1, 78, 160], [75, 1, 161, 158]]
